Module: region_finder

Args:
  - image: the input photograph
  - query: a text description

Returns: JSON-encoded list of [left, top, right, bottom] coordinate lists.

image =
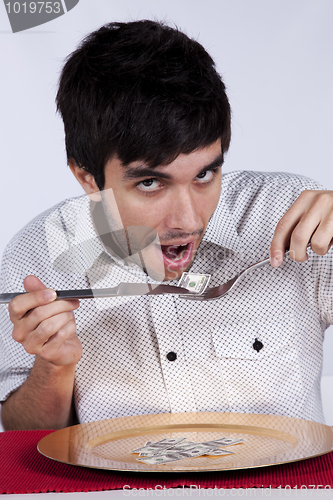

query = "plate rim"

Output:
[[37, 411, 333, 473]]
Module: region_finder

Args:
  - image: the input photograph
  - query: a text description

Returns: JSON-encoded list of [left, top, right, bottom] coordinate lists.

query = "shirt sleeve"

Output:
[[311, 249, 333, 328], [286, 176, 333, 328], [0, 236, 35, 402], [0, 196, 94, 403]]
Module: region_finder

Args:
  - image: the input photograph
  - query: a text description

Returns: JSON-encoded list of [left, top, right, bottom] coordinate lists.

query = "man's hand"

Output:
[[2, 275, 82, 430], [9, 275, 82, 366], [270, 190, 333, 267]]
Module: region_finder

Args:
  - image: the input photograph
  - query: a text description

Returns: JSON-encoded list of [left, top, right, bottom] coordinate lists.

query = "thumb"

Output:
[[23, 275, 48, 293]]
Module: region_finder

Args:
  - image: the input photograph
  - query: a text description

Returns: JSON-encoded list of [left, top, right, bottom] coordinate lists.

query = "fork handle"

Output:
[[0, 284, 190, 305], [240, 257, 270, 277], [240, 243, 312, 278], [0, 288, 114, 305]]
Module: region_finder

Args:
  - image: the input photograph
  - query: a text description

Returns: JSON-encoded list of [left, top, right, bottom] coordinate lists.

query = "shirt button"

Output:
[[253, 338, 263, 352], [166, 352, 177, 361]]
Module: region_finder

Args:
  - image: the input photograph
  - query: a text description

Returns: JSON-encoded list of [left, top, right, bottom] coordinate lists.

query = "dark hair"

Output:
[[56, 20, 231, 190]]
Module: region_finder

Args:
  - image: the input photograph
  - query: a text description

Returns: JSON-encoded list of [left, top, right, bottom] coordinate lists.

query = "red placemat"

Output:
[[1, 430, 333, 494]]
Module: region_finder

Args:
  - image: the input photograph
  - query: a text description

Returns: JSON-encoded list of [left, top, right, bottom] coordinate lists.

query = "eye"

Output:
[[137, 178, 162, 192], [196, 170, 214, 183]]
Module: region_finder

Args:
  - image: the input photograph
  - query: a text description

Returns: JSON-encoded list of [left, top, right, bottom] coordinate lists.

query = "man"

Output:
[[1, 20, 333, 430]]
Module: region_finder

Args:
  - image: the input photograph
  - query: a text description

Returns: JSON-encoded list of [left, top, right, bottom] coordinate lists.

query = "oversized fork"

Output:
[[180, 246, 310, 301]]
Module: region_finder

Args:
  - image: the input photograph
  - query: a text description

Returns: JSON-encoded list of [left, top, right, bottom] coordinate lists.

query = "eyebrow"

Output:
[[121, 153, 224, 181]]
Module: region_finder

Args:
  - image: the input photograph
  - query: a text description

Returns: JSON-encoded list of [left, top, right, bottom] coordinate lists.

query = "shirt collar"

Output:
[[74, 196, 139, 272], [203, 190, 243, 255], [74, 197, 152, 286]]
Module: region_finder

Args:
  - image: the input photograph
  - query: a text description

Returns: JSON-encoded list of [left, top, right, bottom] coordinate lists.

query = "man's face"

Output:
[[102, 140, 223, 281]]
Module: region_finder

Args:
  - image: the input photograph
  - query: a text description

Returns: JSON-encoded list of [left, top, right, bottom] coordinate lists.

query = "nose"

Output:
[[166, 188, 201, 233]]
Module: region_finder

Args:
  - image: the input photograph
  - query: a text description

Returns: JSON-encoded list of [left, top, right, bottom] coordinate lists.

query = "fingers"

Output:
[[270, 190, 333, 267], [9, 275, 81, 367], [12, 299, 80, 344], [9, 275, 79, 323], [310, 216, 333, 256], [287, 205, 319, 260], [40, 319, 81, 366], [270, 191, 311, 266], [17, 311, 76, 355], [23, 275, 48, 293], [9, 275, 57, 322], [9, 287, 57, 322], [11, 298, 81, 366]]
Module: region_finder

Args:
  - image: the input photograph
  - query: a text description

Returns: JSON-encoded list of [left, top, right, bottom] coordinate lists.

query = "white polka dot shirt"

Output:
[[0, 171, 332, 424]]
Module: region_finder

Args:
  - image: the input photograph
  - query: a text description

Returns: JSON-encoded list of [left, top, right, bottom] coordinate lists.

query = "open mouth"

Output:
[[159, 242, 194, 271], [161, 243, 189, 261]]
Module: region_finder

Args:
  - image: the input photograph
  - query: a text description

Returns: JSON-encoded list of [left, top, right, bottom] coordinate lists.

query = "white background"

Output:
[[0, 0, 332, 394]]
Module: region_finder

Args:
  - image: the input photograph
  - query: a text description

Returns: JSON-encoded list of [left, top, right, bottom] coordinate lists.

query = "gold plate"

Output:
[[37, 412, 333, 472]]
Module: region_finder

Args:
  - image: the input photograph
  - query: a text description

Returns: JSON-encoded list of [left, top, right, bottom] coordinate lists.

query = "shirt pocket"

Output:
[[212, 316, 304, 417]]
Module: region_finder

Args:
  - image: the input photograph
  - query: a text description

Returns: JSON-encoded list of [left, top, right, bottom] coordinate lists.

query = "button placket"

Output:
[[149, 295, 196, 413]]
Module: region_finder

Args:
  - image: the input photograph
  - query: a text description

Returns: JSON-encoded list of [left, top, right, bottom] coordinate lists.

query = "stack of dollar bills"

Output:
[[130, 437, 244, 465]]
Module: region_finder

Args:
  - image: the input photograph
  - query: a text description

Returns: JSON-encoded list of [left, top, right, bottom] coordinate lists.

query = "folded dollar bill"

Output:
[[200, 438, 244, 447], [204, 448, 235, 456], [130, 438, 185, 455], [178, 272, 211, 294], [139, 440, 197, 457]]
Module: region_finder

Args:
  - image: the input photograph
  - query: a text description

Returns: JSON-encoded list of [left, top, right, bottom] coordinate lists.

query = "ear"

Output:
[[69, 160, 100, 198]]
